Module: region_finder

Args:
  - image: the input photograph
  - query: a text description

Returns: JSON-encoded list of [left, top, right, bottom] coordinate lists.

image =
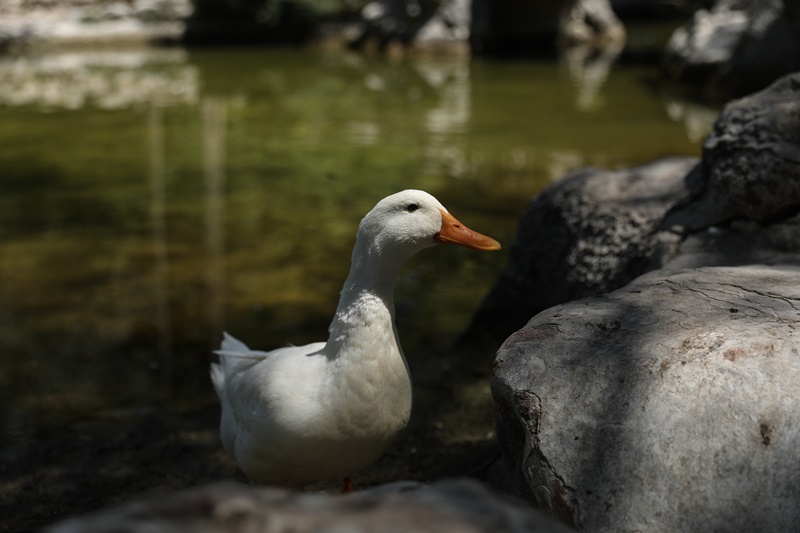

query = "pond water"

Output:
[[0, 46, 712, 443]]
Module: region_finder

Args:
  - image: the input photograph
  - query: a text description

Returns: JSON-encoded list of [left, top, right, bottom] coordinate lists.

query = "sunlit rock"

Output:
[[492, 265, 800, 531], [0, 0, 190, 48]]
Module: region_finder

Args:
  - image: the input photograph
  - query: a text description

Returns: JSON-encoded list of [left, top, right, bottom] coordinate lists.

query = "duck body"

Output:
[[211, 190, 500, 487], [213, 294, 410, 486]]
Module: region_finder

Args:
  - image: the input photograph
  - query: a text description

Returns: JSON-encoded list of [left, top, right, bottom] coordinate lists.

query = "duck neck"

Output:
[[325, 236, 411, 351]]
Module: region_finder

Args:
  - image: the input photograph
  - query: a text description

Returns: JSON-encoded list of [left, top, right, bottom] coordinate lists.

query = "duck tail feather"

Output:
[[210, 363, 225, 397], [220, 331, 250, 352], [214, 332, 270, 369]]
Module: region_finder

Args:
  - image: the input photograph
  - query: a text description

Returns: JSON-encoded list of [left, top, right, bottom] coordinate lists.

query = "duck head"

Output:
[[356, 190, 501, 263]]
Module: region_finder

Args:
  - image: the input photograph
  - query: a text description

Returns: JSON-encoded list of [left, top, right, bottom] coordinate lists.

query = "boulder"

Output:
[[662, 0, 800, 101], [460, 156, 699, 349], [47, 478, 573, 533], [491, 265, 800, 531]]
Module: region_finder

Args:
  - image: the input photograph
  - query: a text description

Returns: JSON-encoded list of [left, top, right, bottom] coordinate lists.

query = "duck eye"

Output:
[[406, 203, 419, 213]]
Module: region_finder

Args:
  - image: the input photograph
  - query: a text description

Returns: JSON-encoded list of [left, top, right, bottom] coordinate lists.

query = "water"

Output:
[[0, 46, 711, 441]]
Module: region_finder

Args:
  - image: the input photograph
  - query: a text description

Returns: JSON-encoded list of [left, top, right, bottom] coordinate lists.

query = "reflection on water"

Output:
[[0, 47, 709, 440], [148, 101, 171, 395], [0, 49, 197, 109], [663, 95, 721, 143], [561, 41, 625, 112], [202, 99, 228, 344]]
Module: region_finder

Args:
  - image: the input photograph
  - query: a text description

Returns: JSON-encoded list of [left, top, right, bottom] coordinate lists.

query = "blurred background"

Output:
[[1, 0, 797, 529]]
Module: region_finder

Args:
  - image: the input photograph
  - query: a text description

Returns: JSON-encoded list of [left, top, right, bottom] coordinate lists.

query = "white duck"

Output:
[[210, 189, 500, 489]]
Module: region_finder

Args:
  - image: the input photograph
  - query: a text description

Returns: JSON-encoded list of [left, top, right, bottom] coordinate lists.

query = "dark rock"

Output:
[[460, 156, 698, 349], [47, 479, 574, 533], [662, 0, 800, 101], [471, 0, 624, 54], [663, 215, 800, 269], [492, 265, 800, 531], [664, 72, 800, 230]]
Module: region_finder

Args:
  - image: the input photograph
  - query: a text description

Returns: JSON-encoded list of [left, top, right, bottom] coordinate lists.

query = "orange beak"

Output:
[[434, 209, 502, 251]]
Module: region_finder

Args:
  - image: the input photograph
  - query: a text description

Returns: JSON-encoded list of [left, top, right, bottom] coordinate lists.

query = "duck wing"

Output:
[[210, 333, 329, 476]]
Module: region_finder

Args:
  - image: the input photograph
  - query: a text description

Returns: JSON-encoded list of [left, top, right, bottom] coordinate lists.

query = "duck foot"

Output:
[[342, 476, 354, 493]]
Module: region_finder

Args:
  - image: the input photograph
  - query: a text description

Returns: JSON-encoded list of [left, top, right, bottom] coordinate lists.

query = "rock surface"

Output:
[[47, 478, 573, 533], [492, 265, 800, 531], [662, 0, 800, 101]]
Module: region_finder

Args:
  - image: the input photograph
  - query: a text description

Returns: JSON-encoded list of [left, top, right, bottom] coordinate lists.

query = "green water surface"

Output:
[[0, 47, 708, 439]]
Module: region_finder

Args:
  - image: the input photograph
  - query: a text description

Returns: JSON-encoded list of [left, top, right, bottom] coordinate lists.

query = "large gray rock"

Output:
[[662, 0, 800, 101], [492, 265, 800, 531], [47, 479, 574, 533]]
